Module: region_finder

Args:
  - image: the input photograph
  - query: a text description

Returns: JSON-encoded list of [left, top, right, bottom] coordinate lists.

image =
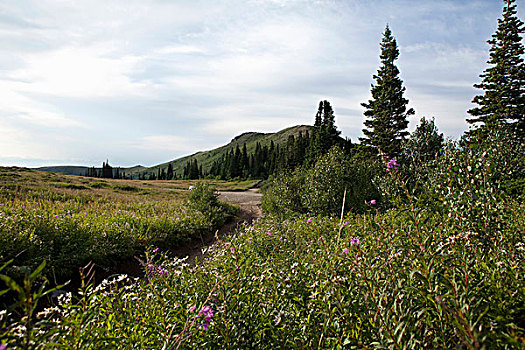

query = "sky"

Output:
[[1, 0, 523, 168]]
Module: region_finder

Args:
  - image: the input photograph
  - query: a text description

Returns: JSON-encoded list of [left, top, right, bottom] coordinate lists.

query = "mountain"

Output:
[[34, 125, 314, 179], [142, 125, 313, 178]]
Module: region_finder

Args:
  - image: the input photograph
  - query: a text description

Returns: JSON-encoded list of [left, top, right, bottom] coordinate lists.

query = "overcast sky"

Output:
[[1, 0, 523, 168]]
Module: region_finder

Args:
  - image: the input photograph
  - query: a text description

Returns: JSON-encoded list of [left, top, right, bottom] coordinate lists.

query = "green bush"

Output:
[[261, 169, 305, 218], [263, 146, 382, 217]]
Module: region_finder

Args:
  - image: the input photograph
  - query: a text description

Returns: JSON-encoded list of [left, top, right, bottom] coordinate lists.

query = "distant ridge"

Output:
[[143, 125, 313, 178], [34, 125, 313, 178]]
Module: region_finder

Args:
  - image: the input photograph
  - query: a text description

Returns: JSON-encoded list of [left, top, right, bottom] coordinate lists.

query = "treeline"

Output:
[[85, 161, 127, 179]]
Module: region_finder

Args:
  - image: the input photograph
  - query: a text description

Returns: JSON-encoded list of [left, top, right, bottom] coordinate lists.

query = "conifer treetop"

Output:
[[467, 0, 525, 133], [360, 25, 414, 158]]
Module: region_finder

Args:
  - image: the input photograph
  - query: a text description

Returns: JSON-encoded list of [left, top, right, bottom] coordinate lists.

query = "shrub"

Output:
[[261, 169, 305, 218]]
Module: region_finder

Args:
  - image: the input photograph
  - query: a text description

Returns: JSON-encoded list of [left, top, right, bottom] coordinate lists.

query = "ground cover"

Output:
[[1, 160, 523, 348], [0, 167, 235, 281]]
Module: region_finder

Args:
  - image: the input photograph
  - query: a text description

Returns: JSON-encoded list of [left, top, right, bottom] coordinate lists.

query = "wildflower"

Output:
[[370, 199, 376, 205], [230, 246, 236, 254], [189, 305, 196, 313], [342, 248, 349, 255], [0, 343, 6, 350], [307, 218, 313, 223], [152, 247, 159, 253], [267, 231, 273, 236], [386, 158, 399, 172], [350, 238, 360, 246], [343, 221, 350, 226], [199, 305, 214, 330]]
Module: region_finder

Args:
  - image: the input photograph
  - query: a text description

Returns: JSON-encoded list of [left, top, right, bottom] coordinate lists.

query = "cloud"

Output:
[[1, 0, 522, 167], [7, 45, 150, 99]]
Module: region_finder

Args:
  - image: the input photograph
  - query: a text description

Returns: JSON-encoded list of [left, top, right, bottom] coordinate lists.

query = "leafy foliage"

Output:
[[2, 160, 523, 348]]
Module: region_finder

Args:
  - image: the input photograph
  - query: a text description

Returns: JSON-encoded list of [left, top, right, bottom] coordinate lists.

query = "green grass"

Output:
[[0, 167, 237, 280]]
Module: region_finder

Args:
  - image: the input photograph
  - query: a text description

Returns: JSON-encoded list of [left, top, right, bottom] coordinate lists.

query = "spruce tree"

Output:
[[167, 163, 174, 180], [361, 25, 414, 158], [467, 0, 525, 137]]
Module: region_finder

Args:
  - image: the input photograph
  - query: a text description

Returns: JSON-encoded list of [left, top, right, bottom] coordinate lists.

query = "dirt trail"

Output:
[[173, 189, 263, 265]]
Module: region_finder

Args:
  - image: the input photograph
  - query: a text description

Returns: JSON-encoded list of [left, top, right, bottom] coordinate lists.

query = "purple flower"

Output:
[[152, 247, 159, 253], [342, 248, 349, 255], [267, 231, 273, 236], [0, 344, 6, 350], [307, 218, 313, 224], [189, 305, 196, 312], [198, 305, 214, 330], [343, 221, 350, 226], [350, 238, 360, 246], [230, 246, 236, 254], [386, 158, 399, 170], [370, 199, 376, 205]]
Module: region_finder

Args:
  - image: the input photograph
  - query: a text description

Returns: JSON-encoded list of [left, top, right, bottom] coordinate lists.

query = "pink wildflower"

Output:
[[307, 218, 313, 223], [370, 199, 376, 205], [343, 248, 349, 255], [267, 231, 273, 236]]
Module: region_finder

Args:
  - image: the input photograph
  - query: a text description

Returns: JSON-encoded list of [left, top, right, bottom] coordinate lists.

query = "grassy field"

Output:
[[0, 167, 243, 280], [1, 155, 523, 348]]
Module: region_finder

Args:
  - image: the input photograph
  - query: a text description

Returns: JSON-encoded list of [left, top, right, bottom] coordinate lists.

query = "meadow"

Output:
[[1, 133, 524, 348], [0, 167, 245, 281]]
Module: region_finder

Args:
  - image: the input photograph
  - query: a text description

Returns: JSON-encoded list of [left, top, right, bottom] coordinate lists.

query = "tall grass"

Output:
[[1, 151, 523, 348]]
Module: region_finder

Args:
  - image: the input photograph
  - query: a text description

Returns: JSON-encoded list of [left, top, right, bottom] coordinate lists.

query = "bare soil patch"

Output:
[[172, 189, 263, 265]]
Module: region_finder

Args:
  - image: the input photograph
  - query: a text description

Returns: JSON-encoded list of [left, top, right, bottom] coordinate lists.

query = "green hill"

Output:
[[143, 125, 313, 178]]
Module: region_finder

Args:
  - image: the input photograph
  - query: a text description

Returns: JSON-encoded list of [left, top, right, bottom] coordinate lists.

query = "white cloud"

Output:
[[8, 45, 150, 99], [0, 82, 85, 128], [1, 0, 522, 167]]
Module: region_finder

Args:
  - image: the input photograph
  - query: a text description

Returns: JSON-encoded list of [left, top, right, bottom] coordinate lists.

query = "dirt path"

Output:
[[173, 189, 263, 265]]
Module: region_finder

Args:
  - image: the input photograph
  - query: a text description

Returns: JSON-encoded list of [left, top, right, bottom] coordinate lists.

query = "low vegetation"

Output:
[[0, 168, 236, 281], [1, 137, 523, 348]]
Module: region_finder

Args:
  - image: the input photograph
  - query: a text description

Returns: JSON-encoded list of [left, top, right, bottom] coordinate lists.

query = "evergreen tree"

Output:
[[167, 163, 174, 180], [360, 25, 414, 158], [467, 0, 525, 137], [314, 101, 323, 127], [307, 101, 342, 163], [242, 144, 249, 177], [405, 117, 444, 164]]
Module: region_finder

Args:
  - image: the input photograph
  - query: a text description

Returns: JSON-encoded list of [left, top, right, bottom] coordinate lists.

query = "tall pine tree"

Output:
[[361, 25, 414, 158], [467, 0, 525, 137]]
